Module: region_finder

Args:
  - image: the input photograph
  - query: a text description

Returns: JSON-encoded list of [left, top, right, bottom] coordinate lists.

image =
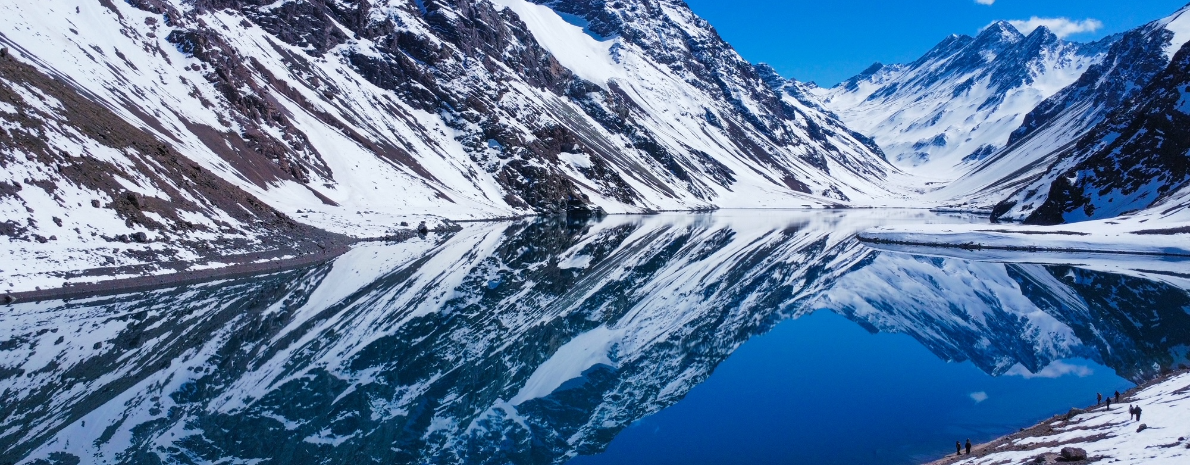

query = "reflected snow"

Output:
[[2, 211, 1188, 465]]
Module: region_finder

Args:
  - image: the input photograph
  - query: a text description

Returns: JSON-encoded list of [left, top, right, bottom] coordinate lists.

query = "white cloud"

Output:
[[970, 391, 989, 403], [1004, 360, 1094, 379], [1006, 17, 1104, 38], [975, 0, 995, 5]]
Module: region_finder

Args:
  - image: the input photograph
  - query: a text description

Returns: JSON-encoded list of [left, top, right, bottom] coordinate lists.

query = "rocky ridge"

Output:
[[813, 21, 1111, 179]]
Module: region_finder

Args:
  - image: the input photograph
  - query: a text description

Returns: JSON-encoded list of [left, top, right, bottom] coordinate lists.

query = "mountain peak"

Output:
[[1024, 25, 1061, 43], [837, 62, 887, 90], [859, 62, 886, 76], [753, 62, 789, 91], [980, 20, 1025, 42]]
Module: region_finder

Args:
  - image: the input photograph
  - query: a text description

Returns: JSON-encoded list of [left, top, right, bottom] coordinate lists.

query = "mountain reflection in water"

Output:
[[2, 211, 1189, 465]]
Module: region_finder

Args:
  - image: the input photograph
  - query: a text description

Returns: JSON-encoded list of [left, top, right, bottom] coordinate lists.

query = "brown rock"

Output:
[[1059, 447, 1087, 461]]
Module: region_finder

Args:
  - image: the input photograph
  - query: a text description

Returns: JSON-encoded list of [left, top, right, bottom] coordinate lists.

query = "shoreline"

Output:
[[7, 206, 1183, 305], [2, 243, 353, 305], [0, 207, 917, 303], [858, 235, 1190, 258], [0, 216, 469, 305], [924, 368, 1190, 465]]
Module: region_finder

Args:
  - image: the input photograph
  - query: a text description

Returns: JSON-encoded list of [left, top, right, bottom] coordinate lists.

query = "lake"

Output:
[[2, 210, 1188, 465]]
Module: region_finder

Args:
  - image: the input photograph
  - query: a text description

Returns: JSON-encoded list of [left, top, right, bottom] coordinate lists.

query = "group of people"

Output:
[[955, 439, 971, 456], [951, 389, 1145, 458], [1097, 391, 1117, 409], [1099, 391, 1143, 420]]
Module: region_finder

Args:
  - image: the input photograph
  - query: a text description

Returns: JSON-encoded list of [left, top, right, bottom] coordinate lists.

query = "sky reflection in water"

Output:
[[572, 311, 1131, 465]]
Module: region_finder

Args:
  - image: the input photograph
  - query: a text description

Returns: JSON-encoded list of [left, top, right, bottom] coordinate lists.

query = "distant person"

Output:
[[1136, 406, 1143, 422], [1115, 391, 1121, 402], [1105, 398, 1111, 410], [965, 439, 972, 455], [1129, 405, 1136, 420], [1097, 392, 1102, 405], [956, 441, 962, 456]]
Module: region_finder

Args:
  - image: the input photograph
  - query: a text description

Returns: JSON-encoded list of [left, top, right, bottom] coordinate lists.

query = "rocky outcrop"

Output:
[[1016, 40, 1190, 224], [990, 6, 1190, 222]]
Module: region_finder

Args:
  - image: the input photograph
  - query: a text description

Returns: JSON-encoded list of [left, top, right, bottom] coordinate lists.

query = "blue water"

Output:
[[571, 310, 1132, 465], [6, 212, 1186, 465]]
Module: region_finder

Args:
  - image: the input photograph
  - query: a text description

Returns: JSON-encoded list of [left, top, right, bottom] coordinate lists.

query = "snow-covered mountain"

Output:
[[813, 21, 1111, 180], [0, 0, 913, 291], [981, 5, 1190, 221], [995, 13, 1190, 224], [4, 212, 1188, 464]]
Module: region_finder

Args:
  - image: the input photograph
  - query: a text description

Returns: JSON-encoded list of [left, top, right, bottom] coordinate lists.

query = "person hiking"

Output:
[[1097, 392, 1102, 405], [1105, 397, 1112, 410], [965, 439, 972, 455], [1129, 405, 1136, 420], [1135, 406, 1142, 422], [956, 441, 962, 456], [1115, 391, 1121, 403]]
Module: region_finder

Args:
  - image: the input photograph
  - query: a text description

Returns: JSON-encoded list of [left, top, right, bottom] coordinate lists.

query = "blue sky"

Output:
[[682, 0, 1190, 86]]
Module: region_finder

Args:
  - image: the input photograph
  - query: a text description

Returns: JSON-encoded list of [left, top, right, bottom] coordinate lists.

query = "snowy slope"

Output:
[[998, 37, 1190, 225], [813, 22, 1109, 180], [0, 0, 914, 291], [959, 5, 1190, 217]]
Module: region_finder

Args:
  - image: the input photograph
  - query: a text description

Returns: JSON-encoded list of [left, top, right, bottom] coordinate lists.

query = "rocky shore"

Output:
[[927, 369, 1190, 465]]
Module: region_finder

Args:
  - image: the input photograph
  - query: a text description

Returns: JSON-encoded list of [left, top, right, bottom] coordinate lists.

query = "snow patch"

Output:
[[488, 0, 621, 86], [510, 325, 619, 405]]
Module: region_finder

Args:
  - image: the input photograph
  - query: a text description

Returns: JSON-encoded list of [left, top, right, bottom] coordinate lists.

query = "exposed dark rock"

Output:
[[1023, 40, 1190, 224], [1059, 447, 1087, 461]]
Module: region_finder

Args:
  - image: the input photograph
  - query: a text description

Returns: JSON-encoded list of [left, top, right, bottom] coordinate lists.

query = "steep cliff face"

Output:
[[1008, 40, 1190, 224], [984, 6, 1190, 221], [813, 22, 1110, 179], [814, 3, 1190, 221]]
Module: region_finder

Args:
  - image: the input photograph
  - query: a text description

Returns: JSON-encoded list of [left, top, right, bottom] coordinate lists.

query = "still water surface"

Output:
[[1, 211, 1187, 465]]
